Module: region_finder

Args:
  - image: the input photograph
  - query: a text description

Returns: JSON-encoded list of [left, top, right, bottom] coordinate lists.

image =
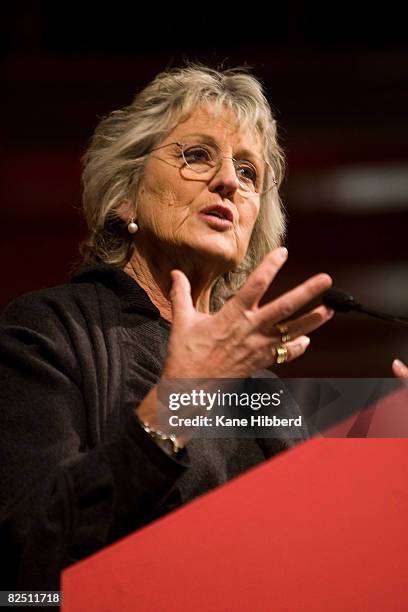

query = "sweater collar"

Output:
[[71, 264, 161, 318]]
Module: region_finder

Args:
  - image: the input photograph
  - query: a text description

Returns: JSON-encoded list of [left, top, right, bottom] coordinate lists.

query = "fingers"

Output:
[[392, 359, 408, 380], [233, 247, 288, 310], [272, 335, 311, 365], [169, 270, 194, 323], [271, 305, 334, 339], [256, 273, 333, 328]]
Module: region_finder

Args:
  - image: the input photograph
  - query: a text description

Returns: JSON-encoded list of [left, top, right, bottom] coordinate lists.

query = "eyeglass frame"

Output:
[[147, 141, 277, 196]]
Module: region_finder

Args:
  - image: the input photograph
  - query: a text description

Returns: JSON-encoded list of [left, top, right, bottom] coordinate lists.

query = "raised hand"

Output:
[[163, 247, 333, 379]]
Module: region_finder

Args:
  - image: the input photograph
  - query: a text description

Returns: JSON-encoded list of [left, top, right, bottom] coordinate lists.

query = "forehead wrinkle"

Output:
[[180, 132, 258, 154], [173, 105, 262, 147]]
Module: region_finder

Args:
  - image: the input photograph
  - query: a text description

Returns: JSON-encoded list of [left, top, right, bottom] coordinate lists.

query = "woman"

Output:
[[0, 65, 333, 592]]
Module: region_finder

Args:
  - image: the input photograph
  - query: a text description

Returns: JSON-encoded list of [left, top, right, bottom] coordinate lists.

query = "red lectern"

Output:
[[62, 387, 408, 611]]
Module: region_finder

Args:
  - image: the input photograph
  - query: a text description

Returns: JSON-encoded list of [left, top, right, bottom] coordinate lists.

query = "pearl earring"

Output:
[[127, 219, 138, 234]]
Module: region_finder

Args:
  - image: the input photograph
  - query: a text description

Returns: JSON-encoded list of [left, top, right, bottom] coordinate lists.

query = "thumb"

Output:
[[170, 270, 194, 323], [392, 359, 408, 380]]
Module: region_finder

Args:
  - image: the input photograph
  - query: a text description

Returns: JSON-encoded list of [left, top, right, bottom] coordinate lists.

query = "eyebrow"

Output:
[[181, 133, 263, 165]]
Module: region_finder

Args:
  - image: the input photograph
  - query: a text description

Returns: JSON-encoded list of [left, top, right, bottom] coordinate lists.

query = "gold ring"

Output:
[[275, 345, 288, 365], [275, 323, 291, 344]]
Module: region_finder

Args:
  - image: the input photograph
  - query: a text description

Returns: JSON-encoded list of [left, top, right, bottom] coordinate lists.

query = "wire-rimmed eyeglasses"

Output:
[[148, 142, 277, 197]]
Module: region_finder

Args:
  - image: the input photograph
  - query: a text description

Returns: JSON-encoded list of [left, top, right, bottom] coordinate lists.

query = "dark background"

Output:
[[2, 2, 408, 376]]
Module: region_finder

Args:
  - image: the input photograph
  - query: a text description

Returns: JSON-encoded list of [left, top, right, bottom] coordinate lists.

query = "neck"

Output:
[[123, 243, 224, 321]]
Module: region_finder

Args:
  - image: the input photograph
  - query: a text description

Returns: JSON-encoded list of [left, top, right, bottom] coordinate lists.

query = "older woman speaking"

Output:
[[0, 65, 333, 592]]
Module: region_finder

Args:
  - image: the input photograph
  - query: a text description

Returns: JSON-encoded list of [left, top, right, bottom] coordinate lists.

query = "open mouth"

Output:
[[199, 205, 234, 223], [206, 211, 226, 219]]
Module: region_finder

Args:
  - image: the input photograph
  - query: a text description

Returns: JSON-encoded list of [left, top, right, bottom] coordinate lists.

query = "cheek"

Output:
[[137, 183, 179, 231], [240, 201, 260, 237]]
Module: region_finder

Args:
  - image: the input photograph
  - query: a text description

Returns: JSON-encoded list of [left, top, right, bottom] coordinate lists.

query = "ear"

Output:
[[117, 199, 136, 223]]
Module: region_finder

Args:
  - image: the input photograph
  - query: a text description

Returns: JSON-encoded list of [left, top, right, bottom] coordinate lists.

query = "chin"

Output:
[[187, 236, 242, 271]]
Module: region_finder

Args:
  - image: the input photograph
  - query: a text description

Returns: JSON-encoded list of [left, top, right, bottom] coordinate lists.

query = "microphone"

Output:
[[323, 287, 408, 328]]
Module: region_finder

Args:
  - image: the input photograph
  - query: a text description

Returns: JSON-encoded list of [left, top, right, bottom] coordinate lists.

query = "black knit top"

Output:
[[0, 265, 305, 593]]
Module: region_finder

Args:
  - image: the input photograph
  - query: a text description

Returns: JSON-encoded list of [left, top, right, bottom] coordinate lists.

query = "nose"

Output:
[[207, 157, 240, 197]]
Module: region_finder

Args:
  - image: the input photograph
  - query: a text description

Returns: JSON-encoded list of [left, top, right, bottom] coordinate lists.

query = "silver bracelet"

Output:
[[136, 415, 183, 457]]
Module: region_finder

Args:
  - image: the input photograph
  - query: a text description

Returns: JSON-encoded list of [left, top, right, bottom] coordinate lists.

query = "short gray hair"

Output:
[[80, 63, 286, 311]]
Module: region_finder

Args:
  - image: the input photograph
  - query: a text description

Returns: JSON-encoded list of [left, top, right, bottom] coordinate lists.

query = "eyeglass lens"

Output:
[[181, 144, 260, 193]]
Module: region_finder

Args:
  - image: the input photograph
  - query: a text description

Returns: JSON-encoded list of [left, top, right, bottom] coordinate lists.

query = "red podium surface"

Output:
[[62, 387, 408, 612]]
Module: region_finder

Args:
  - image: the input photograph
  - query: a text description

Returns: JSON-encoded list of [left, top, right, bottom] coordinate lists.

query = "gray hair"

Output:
[[80, 63, 286, 311]]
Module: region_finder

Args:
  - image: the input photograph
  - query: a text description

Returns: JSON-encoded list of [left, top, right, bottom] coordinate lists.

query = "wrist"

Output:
[[135, 386, 190, 455], [135, 412, 185, 457]]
